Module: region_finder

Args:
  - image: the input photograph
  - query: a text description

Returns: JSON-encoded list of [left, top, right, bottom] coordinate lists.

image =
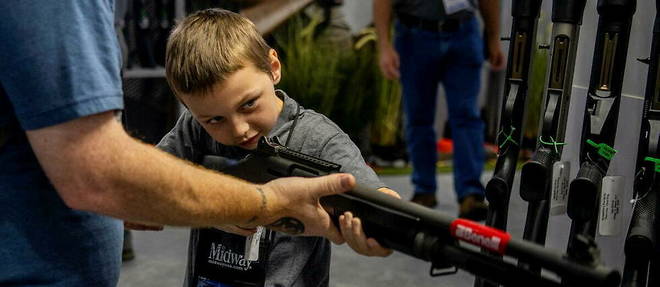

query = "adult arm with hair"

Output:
[[26, 111, 352, 243]]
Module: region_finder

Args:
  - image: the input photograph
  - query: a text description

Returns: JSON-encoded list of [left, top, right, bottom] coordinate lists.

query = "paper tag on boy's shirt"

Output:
[[598, 176, 624, 236], [244, 226, 264, 261], [442, 0, 471, 15], [550, 161, 570, 216]]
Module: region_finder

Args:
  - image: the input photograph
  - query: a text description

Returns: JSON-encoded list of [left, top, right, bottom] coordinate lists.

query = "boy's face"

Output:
[[181, 49, 283, 150]]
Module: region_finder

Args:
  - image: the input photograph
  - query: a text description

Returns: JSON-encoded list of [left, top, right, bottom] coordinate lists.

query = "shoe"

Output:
[[411, 193, 438, 208], [122, 248, 135, 262], [458, 194, 488, 221]]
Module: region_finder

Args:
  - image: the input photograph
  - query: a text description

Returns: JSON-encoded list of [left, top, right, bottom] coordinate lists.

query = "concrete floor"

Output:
[[118, 172, 531, 287]]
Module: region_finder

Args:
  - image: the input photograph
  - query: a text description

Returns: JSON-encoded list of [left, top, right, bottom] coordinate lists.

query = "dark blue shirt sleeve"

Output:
[[0, 0, 123, 130]]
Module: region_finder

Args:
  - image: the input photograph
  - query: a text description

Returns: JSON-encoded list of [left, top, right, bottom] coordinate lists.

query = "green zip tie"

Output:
[[497, 126, 519, 149], [644, 156, 660, 173], [586, 139, 617, 160], [538, 136, 567, 154]]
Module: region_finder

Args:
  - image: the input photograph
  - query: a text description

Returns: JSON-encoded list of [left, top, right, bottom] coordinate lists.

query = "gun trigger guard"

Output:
[[429, 263, 458, 277]]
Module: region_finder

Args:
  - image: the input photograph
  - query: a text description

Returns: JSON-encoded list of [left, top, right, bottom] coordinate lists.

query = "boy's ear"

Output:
[[269, 49, 282, 84]]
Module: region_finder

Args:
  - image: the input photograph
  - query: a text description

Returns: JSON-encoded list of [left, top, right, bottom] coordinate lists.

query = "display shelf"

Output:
[[122, 0, 311, 79], [240, 0, 313, 35]]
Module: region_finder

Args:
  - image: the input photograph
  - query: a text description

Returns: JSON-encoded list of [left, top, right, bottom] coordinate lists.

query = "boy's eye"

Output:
[[241, 99, 257, 110], [207, 116, 224, 124]]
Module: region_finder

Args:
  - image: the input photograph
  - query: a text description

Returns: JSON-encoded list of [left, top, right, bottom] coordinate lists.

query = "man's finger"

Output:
[[313, 173, 355, 198], [393, 52, 400, 70], [385, 63, 400, 80], [392, 54, 401, 78]]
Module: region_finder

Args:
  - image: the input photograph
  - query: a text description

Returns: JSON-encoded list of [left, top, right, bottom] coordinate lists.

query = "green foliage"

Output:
[[274, 15, 347, 117], [273, 14, 402, 146], [352, 28, 402, 146]]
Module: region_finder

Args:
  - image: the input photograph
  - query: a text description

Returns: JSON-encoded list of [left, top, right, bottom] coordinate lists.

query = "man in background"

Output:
[[374, 0, 505, 220]]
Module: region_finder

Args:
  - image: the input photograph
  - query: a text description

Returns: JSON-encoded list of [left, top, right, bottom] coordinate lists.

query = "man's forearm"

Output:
[[479, 0, 501, 44], [99, 135, 267, 226], [373, 0, 393, 48], [27, 111, 268, 227]]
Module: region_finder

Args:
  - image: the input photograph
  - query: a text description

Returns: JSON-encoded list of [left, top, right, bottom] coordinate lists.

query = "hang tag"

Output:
[[598, 176, 624, 236], [550, 161, 570, 215], [442, 0, 471, 15], [244, 226, 264, 261]]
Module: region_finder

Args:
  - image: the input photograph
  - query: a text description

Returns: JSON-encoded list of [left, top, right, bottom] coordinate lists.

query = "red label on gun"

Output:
[[450, 219, 511, 254]]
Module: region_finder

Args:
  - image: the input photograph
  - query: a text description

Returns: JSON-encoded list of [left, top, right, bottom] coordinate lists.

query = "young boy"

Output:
[[158, 8, 398, 287]]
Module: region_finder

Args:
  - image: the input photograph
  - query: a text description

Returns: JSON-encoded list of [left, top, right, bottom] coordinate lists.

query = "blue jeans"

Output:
[[395, 16, 486, 201]]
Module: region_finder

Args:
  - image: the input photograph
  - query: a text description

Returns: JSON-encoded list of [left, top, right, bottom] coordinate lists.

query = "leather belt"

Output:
[[396, 13, 463, 32]]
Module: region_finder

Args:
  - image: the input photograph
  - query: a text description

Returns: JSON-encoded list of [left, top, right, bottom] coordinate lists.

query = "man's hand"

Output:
[[486, 38, 506, 71], [339, 187, 400, 257], [378, 43, 401, 80], [478, 0, 505, 71], [256, 174, 356, 244]]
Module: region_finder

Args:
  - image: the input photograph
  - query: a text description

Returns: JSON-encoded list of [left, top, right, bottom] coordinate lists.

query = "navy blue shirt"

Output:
[[0, 1, 124, 286]]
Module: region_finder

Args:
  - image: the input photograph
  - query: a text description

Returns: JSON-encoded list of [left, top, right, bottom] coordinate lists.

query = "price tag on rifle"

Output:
[[442, 0, 471, 15], [550, 161, 570, 215], [598, 176, 624, 236]]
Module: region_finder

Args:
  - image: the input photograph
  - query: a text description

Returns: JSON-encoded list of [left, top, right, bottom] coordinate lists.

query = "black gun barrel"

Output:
[[323, 185, 620, 286]]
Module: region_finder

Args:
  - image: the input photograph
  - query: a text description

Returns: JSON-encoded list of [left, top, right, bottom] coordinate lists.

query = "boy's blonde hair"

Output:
[[165, 8, 273, 97]]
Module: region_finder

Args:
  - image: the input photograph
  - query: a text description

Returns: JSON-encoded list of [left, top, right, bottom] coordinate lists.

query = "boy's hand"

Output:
[[124, 221, 164, 231], [339, 187, 400, 257], [256, 174, 355, 244]]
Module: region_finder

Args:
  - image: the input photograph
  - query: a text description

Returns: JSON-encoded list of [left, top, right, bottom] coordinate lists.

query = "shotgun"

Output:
[[621, 2, 660, 286], [212, 137, 621, 287], [476, 0, 542, 285], [518, 0, 587, 274], [564, 0, 637, 283]]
